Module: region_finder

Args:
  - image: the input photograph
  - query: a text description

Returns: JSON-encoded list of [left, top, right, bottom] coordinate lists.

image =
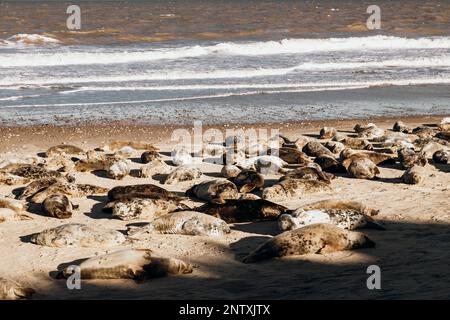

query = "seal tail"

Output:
[[14, 286, 36, 299], [242, 240, 277, 263]]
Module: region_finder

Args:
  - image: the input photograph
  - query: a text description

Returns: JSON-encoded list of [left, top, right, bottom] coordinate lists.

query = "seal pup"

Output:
[[141, 150, 160, 164], [0, 197, 32, 223], [300, 199, 380, 216], [3, 164, 64, 180], [280, 134, 310, 150], [357, 126, 385, 140], [31, 183, 109, 203], [45, 144, 84, 158], [127, 211, 230, 237], [340, 149, 395, 166], [402, 165, 427, 184], [302, 141, 334, 157], [74, 157, 117, 172], [164, 165, 202, 185], [393, 121, 412, 133], [233, 169, 264, 193], [140, 159, 173, 178], [242, 223, 375, 263], [397, 148, 427, 169], [31, 223, 126, 248], [0, 278, 35, 300], [279, 163, 334, 183], [319, 127, 337, 139], [412, 127, 435, 139], [277, 147, 312, 165], [42, 194, 78, 219], [433, 149, 450, 164], [262, 178, 333, 201], [195, 199, 290, 223], [103, 197, 190, 221], [57, 249, 193, 280], [108, 184, 179, 201], [221, 164, 241, 178], [172, 146, 193, 166], [278, 207, 385, 231], [101, 141, 158, 153], [186, 179, 239, 204], [106, 159, 131, 180], [354, 123, 376, 133]]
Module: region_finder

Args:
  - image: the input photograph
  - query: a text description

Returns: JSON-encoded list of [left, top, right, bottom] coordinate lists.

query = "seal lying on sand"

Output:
[[195, 199, 290, 223], [0, 197, 32, 223], [103, 197, 190, 221], [397, 148, 427, 169], [242, 223, 375, 263], [314, 154, 346, 173], [31, 183, 109, 203], [277, 147, 312, 165], [339, 137, 373, 150], [141, 150, 160, 164], [278, 207, 385, 231], [139, 159, 173, 178], [233, 169, 264, 193], [108, 184, 179, 201], [31, 223, 126, 248], [186, 180, 239, 204], [300, 199, 380, 216], [101, 141, 158, 153], [17, 175, 74, 200], [42, 194, 78, 219], [0, 278, 35, 300], [164, 165, 202, 185], [262, 178, 332, 201], [2, 164, 65, 180], [127, 211, 230, 237], [402, 165, 427, 184], [45, 145, 85, 158], [221, 164, 241, 178], [433, 149, 450, 164], [57, 249, 193, 280], [393, 121, 412, 133], [279, 163, 334, 183], [302, 141, 334, 157], [0, 171, 29, 185], [319, 127, 337, 139]]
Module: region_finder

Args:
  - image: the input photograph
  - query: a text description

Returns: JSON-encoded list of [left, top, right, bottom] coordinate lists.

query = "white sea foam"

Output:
[[1, 35, 450, 67], [2, 34, 61, 47]]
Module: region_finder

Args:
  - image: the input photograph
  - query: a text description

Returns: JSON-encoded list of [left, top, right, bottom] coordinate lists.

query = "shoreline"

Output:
[[0, 114, 447, 153]]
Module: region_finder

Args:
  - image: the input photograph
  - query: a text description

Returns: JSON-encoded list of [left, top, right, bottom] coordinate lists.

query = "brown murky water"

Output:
[[1, 0, 449, 45]]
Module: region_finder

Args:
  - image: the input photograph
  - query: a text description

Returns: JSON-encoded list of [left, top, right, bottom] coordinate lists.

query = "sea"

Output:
[[0, 0, 449, 125]]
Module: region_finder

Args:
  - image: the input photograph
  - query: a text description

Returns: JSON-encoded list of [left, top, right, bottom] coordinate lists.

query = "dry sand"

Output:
[[0, 115, 449, 299]]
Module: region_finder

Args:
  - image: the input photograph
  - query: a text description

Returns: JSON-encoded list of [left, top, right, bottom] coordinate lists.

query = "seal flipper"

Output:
[[242, 240, 278, 263], [14, 286, 36, 299], [365, 218, 386, 230], [239, 183, 256, 193]]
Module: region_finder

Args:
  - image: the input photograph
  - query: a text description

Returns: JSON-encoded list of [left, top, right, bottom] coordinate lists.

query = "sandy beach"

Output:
[[0, 115, 449, 299]]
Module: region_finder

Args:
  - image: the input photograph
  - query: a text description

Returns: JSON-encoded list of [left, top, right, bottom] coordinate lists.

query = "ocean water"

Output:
[[0, 0, 449, 125]]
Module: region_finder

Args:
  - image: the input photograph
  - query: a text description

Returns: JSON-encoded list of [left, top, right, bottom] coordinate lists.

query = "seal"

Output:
[[262, 178, 333, 201], [393, 121, 412, 133], [278, 205, 385, 231], [340, 149, 395, 166], [339, 137, 373, 150], [195, 199, 290, 223], [57, 249, 193, 280], [345, 157, 379, 179], [106, 159, 131, 180], [300, 199, 380, 216], [164, 165, 202, 185], [438, 117, 450, 132], [357, 126, 385, 140], [2, 164, 64, 180], [242, 223, 375, 263], [102, 197, 190, 221], [324, 141, 346, 154], [17, 175, 74, 200], [0, 197, 32, 223], [277, 147, 312, 165], [433, 149, 450, 164], [0, 171, 29, 186], [279, 163, 334, 183], [0, 278, 35, 300], [233, 169, 264, 193], [172, 146, 193, 166], [319, 127, 337, 139], [186, 179, 239, 204], [221, 164, 241, 178], [127, 211, 230, 237], [141, 150, 160, 164], [314, 154, 346, 173], [31, 223, 126, 248], [436, 131, 450, 142], [42, 194, 78, 219], [402, 165, 427, 184], [45, 144, 85, 158], [31, 183, 109, 203], [139, 159, 173, 178], [101, 141, 158, 153], [353, 123, 377, 133], [253, 155, 288, 174], [397, 148, 427, 169], [280, 134, 310, 150], [302, 141, 334, 157], [108, 184, 179, 201], [412, 127, 436, 139]]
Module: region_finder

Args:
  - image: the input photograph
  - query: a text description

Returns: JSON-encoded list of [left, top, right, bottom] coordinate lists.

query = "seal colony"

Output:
[[0, 117, 448, 299]]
